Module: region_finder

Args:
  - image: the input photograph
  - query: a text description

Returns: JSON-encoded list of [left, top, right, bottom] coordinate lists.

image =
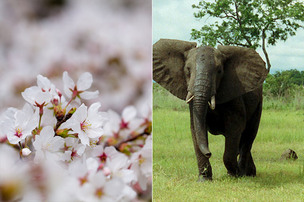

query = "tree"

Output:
[[264, 71, 294, 97], [263, 69, 304, 97], [191, 0, 304, 72]]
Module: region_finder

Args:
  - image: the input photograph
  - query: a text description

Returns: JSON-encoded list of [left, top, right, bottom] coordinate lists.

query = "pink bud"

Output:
[[56, 88, 62, 98], [52, 98, 59, 106]]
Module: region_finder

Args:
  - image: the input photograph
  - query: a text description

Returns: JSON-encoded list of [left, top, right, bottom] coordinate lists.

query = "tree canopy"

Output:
[[264, 69, 304, 97], [191, 0, 304, 71]]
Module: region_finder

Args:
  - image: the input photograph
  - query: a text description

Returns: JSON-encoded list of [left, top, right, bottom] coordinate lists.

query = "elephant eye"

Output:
[[217, 69, 222, 74]]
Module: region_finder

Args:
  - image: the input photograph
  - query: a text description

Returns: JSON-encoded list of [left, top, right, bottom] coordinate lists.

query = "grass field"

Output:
[[153, 84, 304, 201]]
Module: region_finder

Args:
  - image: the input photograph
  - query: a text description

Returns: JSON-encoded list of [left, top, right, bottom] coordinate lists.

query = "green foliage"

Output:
[[191, 0, 304, 48], [263, 69, 304, 106]]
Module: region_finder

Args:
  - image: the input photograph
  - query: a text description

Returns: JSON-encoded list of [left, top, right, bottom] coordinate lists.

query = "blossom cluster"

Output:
[[0, 72, 152, 202], [0, 0, 151, 113]]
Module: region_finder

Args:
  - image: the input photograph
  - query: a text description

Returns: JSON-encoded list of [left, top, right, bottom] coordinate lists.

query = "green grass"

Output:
[[153, 84, 304, 201]]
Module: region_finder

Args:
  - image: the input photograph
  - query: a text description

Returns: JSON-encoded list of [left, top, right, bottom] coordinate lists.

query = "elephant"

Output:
[[153, 39, 268, 181]]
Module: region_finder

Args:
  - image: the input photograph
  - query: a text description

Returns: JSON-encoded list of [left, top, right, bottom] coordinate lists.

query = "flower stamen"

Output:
[[80, 121, 91, 132], [14, 128, 22, 138]]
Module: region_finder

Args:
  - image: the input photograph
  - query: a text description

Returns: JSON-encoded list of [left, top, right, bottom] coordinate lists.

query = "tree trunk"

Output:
[[262, 29, 271, 72]]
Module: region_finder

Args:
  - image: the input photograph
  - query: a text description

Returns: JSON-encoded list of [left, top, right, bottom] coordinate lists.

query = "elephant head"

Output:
[[153, 39, 268, 158]]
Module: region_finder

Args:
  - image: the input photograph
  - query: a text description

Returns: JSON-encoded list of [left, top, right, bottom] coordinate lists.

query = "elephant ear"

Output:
[[153, 39, 197, 100], [216, 45, 268, 104]]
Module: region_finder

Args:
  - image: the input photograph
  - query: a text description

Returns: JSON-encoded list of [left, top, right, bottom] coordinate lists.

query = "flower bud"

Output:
[[56, 88, 62, 98], [68, 107, 76, 115], [56, 128, 71, 138], [54, 105, 66, 121], [21, 148, 31, 156], [119, 143, 131, 156], [52, 98, 59, 106]]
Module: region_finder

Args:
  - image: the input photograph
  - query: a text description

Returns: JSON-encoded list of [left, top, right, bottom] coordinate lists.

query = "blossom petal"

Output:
[[87, 102, 104, 125], [40, 126, 55, 142], [122, 106, 137, 122], [37, 75, 51, 90], [50, 136, 65, 152], [78, 131, 89, 146], [88, 102, 101, 115], [73, 104, 87, 123], [37, 91, 52, 105], [7, 135, 20, 145], [104, 178, 124, 197], [86, 157, 99, 173], [77, 72, 93, 91], [87, 128, 103, 139], [63, 71, 75, 98], [21, 86, 40, 105], [79, 90, 99, 100]]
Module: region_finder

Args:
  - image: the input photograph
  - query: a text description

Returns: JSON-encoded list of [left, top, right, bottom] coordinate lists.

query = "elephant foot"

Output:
[[197, 174, 212, 182], [238, 168, 256, 177], [245, 167, 256, 177], [227, 171, 238, 177], [227, 167, 240, 177], [228, 167, 256, 178], [238, 161, 256, 177], [197, 167, 213, 182]]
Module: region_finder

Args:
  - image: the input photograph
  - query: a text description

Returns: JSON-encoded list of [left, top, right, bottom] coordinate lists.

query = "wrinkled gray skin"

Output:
[[153, 39, 268, 181]]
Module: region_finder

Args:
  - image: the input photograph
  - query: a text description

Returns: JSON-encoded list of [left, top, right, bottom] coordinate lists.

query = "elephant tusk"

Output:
[[186, 92, 194, 104], [186, 95, 194, 104], [208, 96, 216, 110]]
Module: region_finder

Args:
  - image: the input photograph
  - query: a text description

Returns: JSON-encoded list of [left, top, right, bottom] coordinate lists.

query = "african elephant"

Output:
[[153, 39, 268, 181]]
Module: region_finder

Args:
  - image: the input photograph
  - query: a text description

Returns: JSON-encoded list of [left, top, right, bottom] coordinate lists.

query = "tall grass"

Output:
[[153, 83, 304, 201], [154, 82, 304, 111], [153, 83, 188, 111]]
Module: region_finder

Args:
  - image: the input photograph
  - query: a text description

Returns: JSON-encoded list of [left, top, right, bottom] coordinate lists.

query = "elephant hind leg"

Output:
[[238, 102, 262, 176]]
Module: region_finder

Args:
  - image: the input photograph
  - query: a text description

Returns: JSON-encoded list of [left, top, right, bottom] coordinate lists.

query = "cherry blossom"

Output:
[[4, 104, 38, 145], [33, 126, 65, 162], [63, 71, 99, 104], [77, 172, 127, 202], [60, 102, 106, 146], [130, 136, 152, 191], [62, 137, 86, 162], [0, 145, 28, 202], [21, 74, 56, 107], [0, 71, 152, 201]]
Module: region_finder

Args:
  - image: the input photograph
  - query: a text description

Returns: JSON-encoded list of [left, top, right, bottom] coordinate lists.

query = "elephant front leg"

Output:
[[196, 150, 212, 181], [190, 106, 212, 181], [191, 127, 212, 181], [223, 136, 241, 176]]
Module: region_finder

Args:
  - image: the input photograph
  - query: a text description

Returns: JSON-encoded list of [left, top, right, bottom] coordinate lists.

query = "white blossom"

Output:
[[60, 102, 105, 146], [63, 71, 99, 103], [4, 104, 38, 145], [0, 70, 152, 201], [33, 126, 65, 162]]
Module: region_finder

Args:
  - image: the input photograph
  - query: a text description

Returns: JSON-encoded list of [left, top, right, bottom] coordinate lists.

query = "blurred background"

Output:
[[0, 0, 152, 114]]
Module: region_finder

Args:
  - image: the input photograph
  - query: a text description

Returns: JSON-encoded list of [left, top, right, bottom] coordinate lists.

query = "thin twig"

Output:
[[114, 131, 151, 151]]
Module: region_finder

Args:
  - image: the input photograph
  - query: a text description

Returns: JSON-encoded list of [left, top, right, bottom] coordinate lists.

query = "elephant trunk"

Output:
[[192, 71, 212, 158]]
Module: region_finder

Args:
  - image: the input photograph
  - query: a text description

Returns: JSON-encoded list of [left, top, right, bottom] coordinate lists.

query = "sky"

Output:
[[153, 0, 304, 73]]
